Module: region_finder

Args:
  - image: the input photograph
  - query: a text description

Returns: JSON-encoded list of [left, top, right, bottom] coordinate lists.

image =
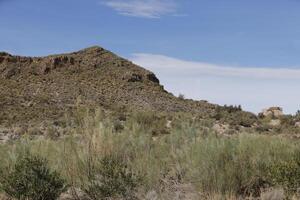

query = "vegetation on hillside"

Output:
[[0, 46, 216, 128]]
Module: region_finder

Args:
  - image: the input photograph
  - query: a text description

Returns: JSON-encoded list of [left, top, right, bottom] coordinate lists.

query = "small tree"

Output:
[[295, 110, 300, 119], [178, 93, 185, 100], [0, 154, 66, 200]]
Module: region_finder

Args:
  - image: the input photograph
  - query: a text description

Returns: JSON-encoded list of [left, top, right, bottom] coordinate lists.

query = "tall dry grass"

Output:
[[0, 109, 299, 199]]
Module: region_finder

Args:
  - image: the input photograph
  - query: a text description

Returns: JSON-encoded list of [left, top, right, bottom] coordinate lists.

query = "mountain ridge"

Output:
[[0, 46, 217, 127]]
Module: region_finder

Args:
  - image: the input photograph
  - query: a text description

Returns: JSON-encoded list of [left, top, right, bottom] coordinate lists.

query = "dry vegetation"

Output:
[[0, 108, 299, 199]]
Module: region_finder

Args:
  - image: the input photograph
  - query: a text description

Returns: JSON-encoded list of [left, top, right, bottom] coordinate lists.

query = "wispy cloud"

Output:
[[102, 0, 178, 18], [131, 53, 300, 79], [130, 53, 300, 113]]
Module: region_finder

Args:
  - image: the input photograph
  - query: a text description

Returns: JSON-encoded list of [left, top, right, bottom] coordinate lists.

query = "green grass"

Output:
[[0, 110, 300, 199]]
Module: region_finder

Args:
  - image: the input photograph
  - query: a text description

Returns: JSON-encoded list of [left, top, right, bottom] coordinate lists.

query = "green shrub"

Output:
[[130, 111, 168, 135], [267, 152, 300, 195], [280, 115, 295, 127], [213, 106, 257, 127], [84, 155, 141, 200], [223, 105, 242, 112], [235, 112, 257, 127], [178, 93, 185, 100], [113, 120, 125, 132], [238, 175, 270, 197], [0, 154, 66, 200], [295, 110, 300, 121]]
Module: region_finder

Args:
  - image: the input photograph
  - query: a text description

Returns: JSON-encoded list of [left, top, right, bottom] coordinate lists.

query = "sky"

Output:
[[1, 0, 300, 114]]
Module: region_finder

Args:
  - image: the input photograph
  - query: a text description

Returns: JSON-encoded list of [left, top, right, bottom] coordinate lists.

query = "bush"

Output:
[[113, 120, 125, 132], [0, 154, 66, 200], [223, 105, 242, 112], [267, 152, 300, 195], [131, 111, 168, 135], [239, 175, 270, 197], [213, 106, 257, 127], [295, 110, 300, 119], [279, 115, 295, 127], [178, 94, 185, 100], [84, 155, 141, 200]]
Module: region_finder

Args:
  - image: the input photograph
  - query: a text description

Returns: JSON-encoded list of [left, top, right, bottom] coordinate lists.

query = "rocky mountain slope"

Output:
[[0, 46, 217, 127], [2, 46, 300, 138]]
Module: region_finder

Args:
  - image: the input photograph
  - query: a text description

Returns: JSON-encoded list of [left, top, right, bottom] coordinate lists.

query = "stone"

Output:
[[260, 107, 284, 118], [269, 119, 281, 126], [125, 73, 143, 82], [40, 65, 51, 75], [145, 190, 159, 200], [166, 120, 172, 129], [0, 134, 10, 143], [146, 73, 160, 84], [2, 66, 19, 79], [260, 188, 285, 200], [59, 188, 89, 200], [213, 123, 230, 134]]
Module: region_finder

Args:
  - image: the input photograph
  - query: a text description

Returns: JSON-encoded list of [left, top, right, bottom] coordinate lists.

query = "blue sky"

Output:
[[1, 0, 300, 113]]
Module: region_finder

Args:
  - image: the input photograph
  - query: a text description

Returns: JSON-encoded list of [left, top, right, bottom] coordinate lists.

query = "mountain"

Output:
[[0, 46, 217, 127]]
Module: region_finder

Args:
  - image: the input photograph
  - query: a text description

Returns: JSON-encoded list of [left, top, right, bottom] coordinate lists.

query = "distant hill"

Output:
[[0, 46, 218, 127]]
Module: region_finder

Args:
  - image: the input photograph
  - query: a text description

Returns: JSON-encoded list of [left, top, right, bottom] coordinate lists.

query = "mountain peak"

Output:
[[82, 45, 103, 51], [77, 46, 105, 54]]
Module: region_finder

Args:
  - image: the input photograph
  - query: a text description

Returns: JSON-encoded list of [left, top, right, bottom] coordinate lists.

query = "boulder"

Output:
[[146, 73, 160, 84], [260, 188, 285, 200], [260, 107, 283, 118], [124, 73, 143, 82], [269, 119, 281, 126], [213, 123, 230, 134]]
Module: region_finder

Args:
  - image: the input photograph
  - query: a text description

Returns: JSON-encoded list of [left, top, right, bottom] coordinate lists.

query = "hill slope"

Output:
[[0, 46, 217, 127]]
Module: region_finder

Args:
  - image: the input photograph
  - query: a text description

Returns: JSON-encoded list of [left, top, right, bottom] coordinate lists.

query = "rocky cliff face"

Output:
[[0, 46, 216, 127]]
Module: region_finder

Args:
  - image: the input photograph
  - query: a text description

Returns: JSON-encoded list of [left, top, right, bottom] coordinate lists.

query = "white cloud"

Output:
[[131, 53, 300, 79], [130, 53, 300, 114], [102, 0, 177, 18]]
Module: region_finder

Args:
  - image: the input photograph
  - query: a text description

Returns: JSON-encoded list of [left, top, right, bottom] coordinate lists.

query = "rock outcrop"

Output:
[[259, 107, 284, 118]]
